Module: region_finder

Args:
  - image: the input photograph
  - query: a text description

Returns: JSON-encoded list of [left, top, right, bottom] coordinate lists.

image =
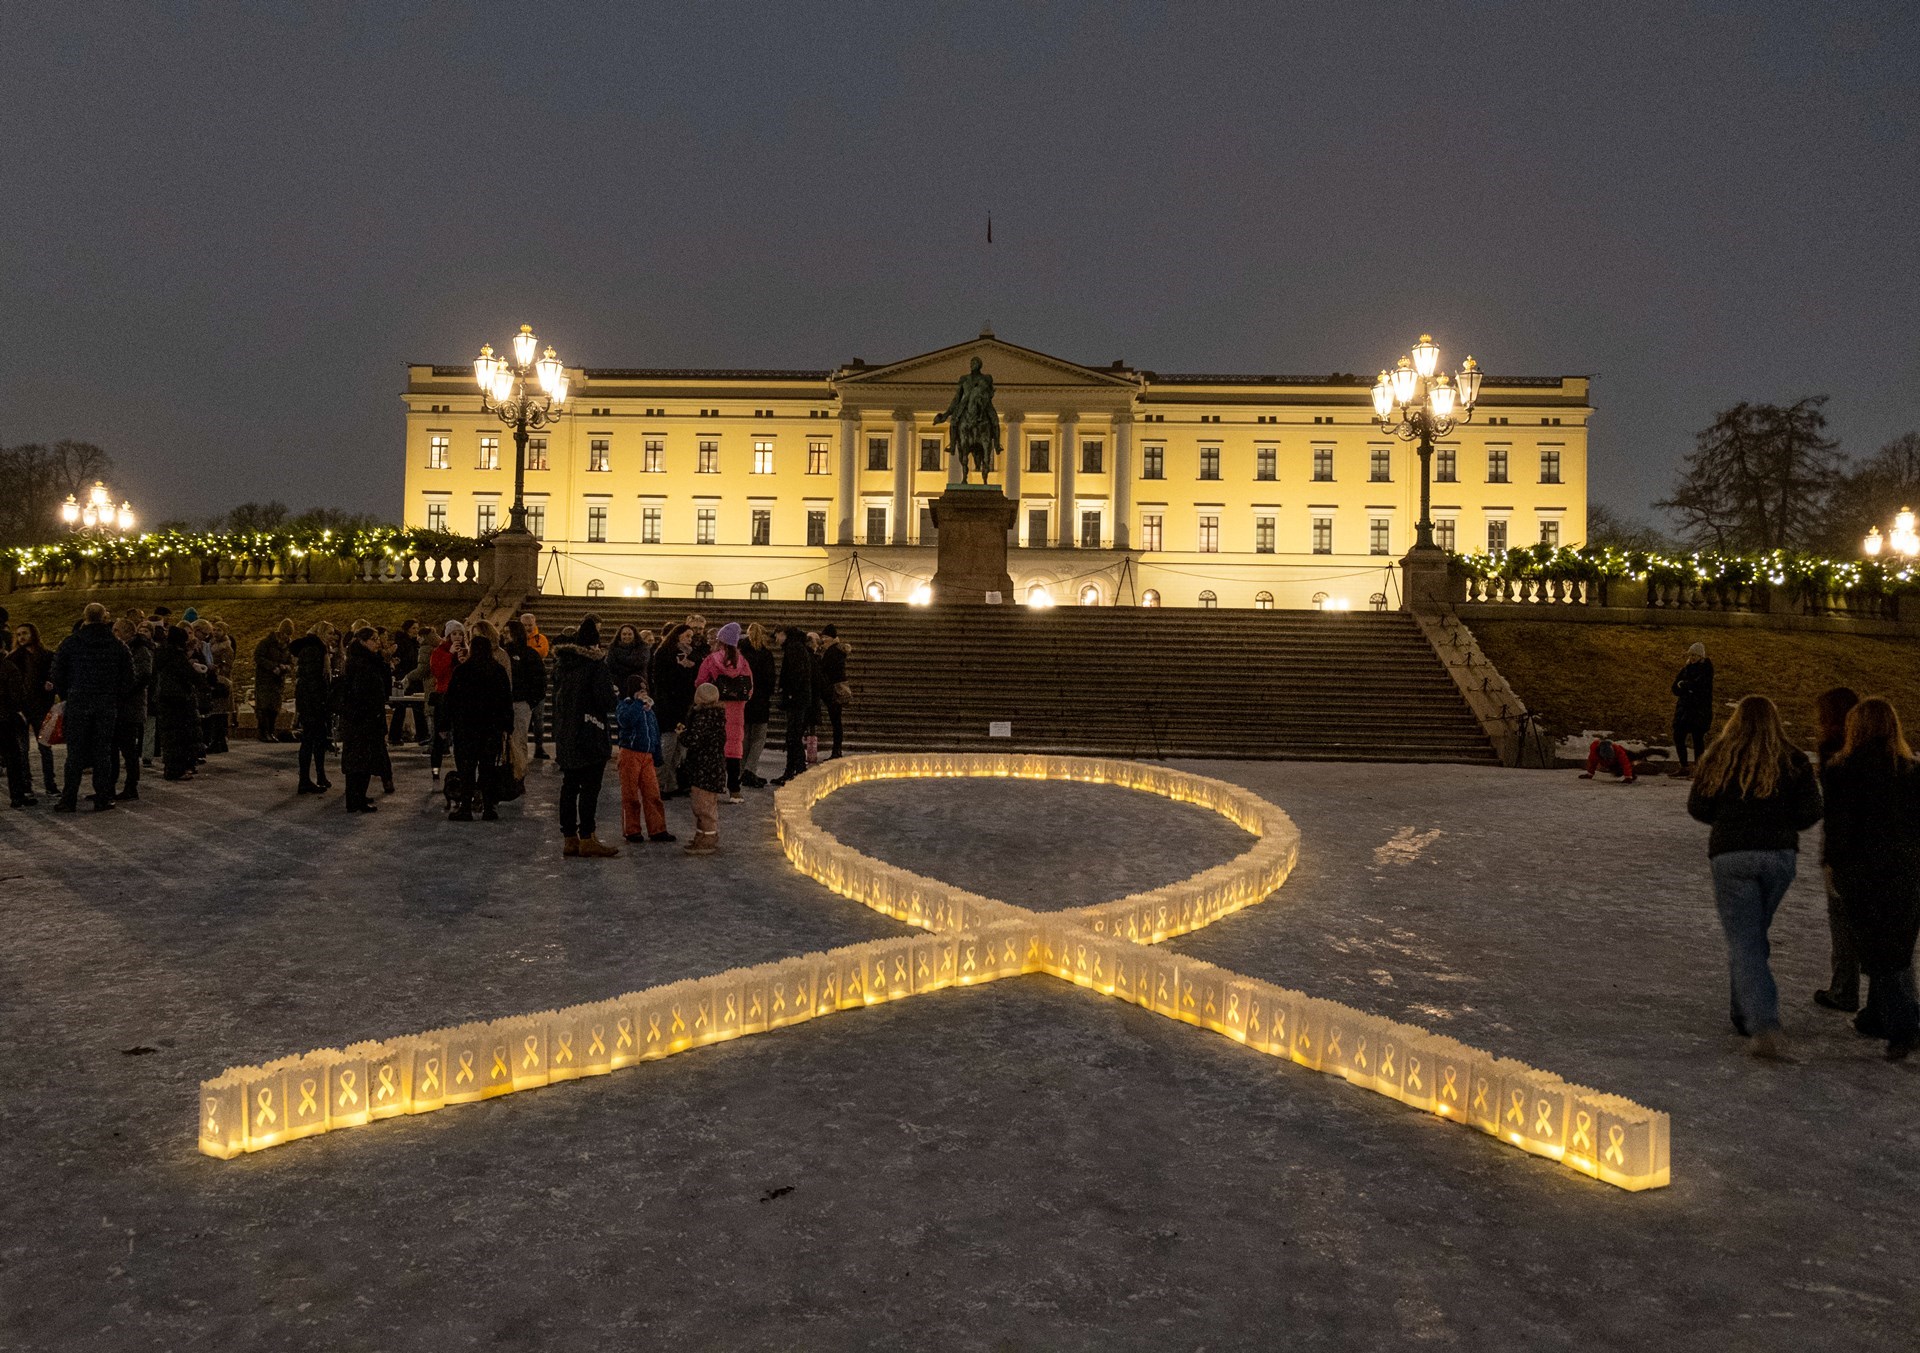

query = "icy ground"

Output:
[[2, 743, 1915, 1350]]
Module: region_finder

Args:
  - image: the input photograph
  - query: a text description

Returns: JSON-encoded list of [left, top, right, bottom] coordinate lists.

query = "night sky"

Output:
[[5, 2, 1915, 527]]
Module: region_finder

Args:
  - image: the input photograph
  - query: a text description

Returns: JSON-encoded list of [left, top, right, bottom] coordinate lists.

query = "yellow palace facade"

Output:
[[401, 332, 1590, 609]]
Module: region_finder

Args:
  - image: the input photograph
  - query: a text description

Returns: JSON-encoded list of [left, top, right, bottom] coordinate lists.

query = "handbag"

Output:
[[715, 672, 752, 702], [40, 702, 65, 746], [832, 680, 853, 707]]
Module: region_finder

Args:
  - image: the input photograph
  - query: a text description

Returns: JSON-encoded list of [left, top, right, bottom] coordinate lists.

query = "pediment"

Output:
[[836, 335, 1139, 391]]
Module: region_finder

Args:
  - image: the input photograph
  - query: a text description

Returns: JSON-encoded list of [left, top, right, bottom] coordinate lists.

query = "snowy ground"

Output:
[[3, 742, 1916, 1350]]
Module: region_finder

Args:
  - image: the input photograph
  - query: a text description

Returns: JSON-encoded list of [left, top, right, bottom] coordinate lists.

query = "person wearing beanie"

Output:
[[576, 614, 601, 649], [695, 622, 753, 802], [615, 673, 672, 843], [819, 624, 850, 759], [1671, 641, 1715, 779], [678, 682, 728, 853], [552, 615, 618, 858]]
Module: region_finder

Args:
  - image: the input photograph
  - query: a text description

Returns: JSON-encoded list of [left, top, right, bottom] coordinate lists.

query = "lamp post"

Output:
[[1863, 507, 1919, 560], [1370, 334, 1482, 552], [59, 480, 137, 535], [473, 323, 570, 536]]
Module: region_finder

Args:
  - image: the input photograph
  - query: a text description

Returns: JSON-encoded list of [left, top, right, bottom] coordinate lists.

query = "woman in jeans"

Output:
[[1819, 697, 1920, 1060], [1687, 695, 1824, 1059]]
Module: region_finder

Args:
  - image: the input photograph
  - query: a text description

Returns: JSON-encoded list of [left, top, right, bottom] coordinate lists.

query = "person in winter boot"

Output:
[[111, 618, 153, 801], [503, 617, 546, 786], [649, 622, 699, 796], [820, 624, 849, 759], [10, 622, 58, 796], [772, 626, 814, 785], [521, 611, 551, 759], [1819, 697, 1920, 1060], [152, 626, 205, 782], [1670, 642, 1715, 778], [1812, 686, 1863, 1013], [387, 619, 424, 745], [0, 643, 33, 806], [615, 674, 673, 843], [553, 616, 619, 858], [443, 632, 514, 821], [696, 622, 753, 802], [337, 628, 394, 813], [289, 623, 335, 793], [679, 683, 728, 854], [740, 622, 776, 787], [1687, 695, 1824, 1060], [427, 620, 467, 781], [51, 602, 134, 812], [253, 619, 294, 742]]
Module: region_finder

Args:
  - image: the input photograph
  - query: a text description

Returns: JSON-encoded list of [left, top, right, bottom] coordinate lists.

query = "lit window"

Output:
[[1435, 446, 1457, 482], [866, 580, 886, 602], [807, 440, 829, 474], [1081, 439, 1104, 474], [524, 503, 544, 539], [698, 440, 719, 474], [525, 436, 548, 471], [644, 439, 665, 473], [1199, 590, 1218, 609], [1488, 448, 1509, 484], [425, 501, 448, 532], [1370, 446, 1391, 482], [1540, 518, 1561, 547], [1199, 446, 1221, 480], [1255, 591, 1274, 610], [1369, 517, 1390, 555], [1255, 516, 1275, 554], [477, 436, 499, 470], [1141, 589, 1160, 607], [1079, 584, 1101, 606], [695, 581, 714, 600], [1028, 439, 1050, 473], [1487, 518, 1509, 552], [1434, 518, 1457, 552], [806, 509, 827, 547], [920, 438, 942, 472], [586, 579, 604, 597], [642, 506, 662, 544], [589, 438, 610, 472], [1080, 510, 1101, 549], [1255, 446, 1276, 481], [1027, 508, 1049, 546], [753, 441, 774, 474], [1312, 447, 1333, 481], [1140, 513, 1163, 552], [867, 438, 889, 471], [751, 582, 769, 601], [1198, 514, 1220, 553], [428, 435, 449, 469], [866, 505, 887, 542], [697, 507, 717, 544], [806, 583, 826, 601], [476, 502, 497, 534], [752, 508, 771, 546], [1540, 448, 1562, 484], [1142, 445, 1165, 480], [587, 505, 608, 542], [1311, 517, 1333, 554]]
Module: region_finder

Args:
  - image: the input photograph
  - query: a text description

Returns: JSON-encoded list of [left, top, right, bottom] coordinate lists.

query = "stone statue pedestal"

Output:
[[930, 487, 1016, 604]]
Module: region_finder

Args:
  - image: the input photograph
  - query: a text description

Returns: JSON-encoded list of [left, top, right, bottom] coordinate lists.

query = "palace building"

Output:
[[401, 331, 1590, 610]]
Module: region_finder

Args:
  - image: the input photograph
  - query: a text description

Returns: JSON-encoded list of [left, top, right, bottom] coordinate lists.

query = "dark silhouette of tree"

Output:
[[0, 440, 114, 546], [1656, 398, 1842, 551], [1816, 431, 1920, 554], [1585, 503, 1671, 552], [217, 501, 291, 533]]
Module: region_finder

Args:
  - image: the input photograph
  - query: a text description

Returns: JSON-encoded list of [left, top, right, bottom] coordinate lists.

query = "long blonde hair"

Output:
[[1835, 696, 1915, 769], [1695, 695, 1794, 799]]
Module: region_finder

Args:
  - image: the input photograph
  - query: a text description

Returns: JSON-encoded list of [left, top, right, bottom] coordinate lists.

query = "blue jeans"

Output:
[[1710, 849, 1798, 1035]]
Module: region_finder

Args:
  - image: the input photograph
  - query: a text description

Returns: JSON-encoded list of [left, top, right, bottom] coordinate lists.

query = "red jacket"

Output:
[[429, 640, 457, 695], [1586, 740, 1636, 782]]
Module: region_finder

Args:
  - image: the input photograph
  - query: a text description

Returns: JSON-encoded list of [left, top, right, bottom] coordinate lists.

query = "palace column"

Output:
[[1002, 411, 1023, 545], [1055, 411, 1078, 547], [1112, 411, 1134, 549], [836, 407, 859, 545], [891, 408, 913, 544]]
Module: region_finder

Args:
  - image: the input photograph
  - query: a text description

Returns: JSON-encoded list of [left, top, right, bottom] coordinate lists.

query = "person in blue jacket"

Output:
[[616, 674, 673, 843]]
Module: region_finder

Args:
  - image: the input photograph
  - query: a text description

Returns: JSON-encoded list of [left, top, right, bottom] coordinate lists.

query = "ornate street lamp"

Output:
[[1370, 334, 1482, 551], [474, 323, 570, 535], [1863, 506, 1919, 559], [59, 479, 137, 535]]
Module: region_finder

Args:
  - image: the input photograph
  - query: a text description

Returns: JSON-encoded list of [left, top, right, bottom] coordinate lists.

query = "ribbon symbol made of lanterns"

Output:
[[194, 754, 1669, 1190]]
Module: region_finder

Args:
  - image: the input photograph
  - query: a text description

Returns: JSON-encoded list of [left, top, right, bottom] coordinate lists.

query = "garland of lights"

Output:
[[1451, 543, 1920, 593], [195, 754, 1669, 1191], [4, 525, 480, 574]]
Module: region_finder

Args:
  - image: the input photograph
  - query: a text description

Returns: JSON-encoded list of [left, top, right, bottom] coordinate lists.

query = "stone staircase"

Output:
[[524, 598, 1499, 764]]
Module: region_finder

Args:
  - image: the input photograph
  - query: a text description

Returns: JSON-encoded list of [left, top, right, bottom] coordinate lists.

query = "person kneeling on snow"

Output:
[[1581, 738, 1639, 782]]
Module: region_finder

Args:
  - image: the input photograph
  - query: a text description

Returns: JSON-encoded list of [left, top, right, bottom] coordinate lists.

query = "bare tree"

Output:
[[1585, 503, 1671, 552], [1817, 431, 1920, 553], [219, 501, 291, 533], [0, 440, 114, 547], [1656, 398, 1842, 551]]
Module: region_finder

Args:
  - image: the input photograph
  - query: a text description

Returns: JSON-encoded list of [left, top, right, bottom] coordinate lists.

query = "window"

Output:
[[1540, 518, 1561, 547], [808, 440, 829, 474], [1311, 517, 1333, 554], [1199, 446, 1221, 480], [1370, 446, 1391, 482], [1142, 445, 1165, 479], [1142, 589, 1161, 607], [428, 435, 449, 469], [698, 440, 719, 474], [753, 441, 774, 474], [1435, 446, 1457, 482], [1079, 584, 1101, 606], [867, 437, 889, 471], [524, 503, 545, 539], [425, 501, 448, 532], [1312, 448, 1334, 481], [1027, 508, 1049, 546], [586, 579, 605, 597], [1487, 518, 1509, 552], [477, 436, 499, 470], [644, 439, 665, 473], [806, 509, 827, 547], [1369, 517, 1390, 555], [1081, 440, 1104, 474], [589, 438, 610, 472], [1255, 446, 1276, 481], [697, 507, 717, 545], [587, 505, 608, 542], [1028, 439, 1050, 473], [1434, 518, 1457, 552], [1199, 590, 1218, 609], [1080, 510, 1101, 549], [525, 436, 548, 471], [751, 582, 769, 601], [1255, 516, 1275, 554], [920, 438, 942, 472], [476, 502, 497, 534], [1255, 591, 1274, 610], [642, 505, 662, 544], [866, 505, 887, 542], [752, 508, 771, 546], [1488, 447, 1509, 483], [919, 504, 936, 543], [1198, 514, 1220, 553], [866, 581, 886, 603], [1540, 448, 1562, 484], [1140, 513, 1163, 552], [641, 580, 657, 597], [806, 583, 826, 601], [695, 581, 714, 601]]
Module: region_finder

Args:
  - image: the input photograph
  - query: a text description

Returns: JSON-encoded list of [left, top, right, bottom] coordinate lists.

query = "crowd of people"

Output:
[[1, 602, 853, 861]]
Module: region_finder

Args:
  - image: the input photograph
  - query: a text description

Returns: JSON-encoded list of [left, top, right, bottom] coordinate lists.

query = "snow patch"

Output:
[[1372, 827, 1443, 867]]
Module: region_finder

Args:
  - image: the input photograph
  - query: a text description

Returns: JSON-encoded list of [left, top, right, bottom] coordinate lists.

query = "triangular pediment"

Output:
[[836, 334, 1139, 390]]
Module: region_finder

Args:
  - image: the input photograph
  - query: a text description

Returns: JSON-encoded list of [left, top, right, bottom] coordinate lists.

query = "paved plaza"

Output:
[[3, 743, 1917, 1350]]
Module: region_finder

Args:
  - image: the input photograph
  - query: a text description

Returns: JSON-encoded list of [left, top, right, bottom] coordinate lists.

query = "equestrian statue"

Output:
[[934, 356, 1004, 485]]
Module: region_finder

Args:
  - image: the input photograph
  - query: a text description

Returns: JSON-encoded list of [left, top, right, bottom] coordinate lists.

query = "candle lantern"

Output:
[[199, 1073, 248, 1159], [503, 1016, 551, 1088], [579, 1004, 618, 1077], [742, 969, 774, 1035], [1595, 1096, 1670, 1191], [1289, 999, 1323, 1071], [406, 1034, 450, 1115], [239, 1062, 290, 1151], [1391, 1027, 1441, 1115], [1466, 1055, 1505, 1136], [546, 1007, 588, 1082], [283, 1053, 335, 1141], [328, 1045, 372, 1127], [363, 1041, 412, 1120]]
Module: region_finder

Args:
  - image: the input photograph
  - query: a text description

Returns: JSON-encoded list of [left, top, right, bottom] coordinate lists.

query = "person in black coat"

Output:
[[387, 620, 423, 745], [772, 625, 815, 785], [819, 625, 849, 760], [551, 616, 619, 855], [152, 628, 205, 782], [50, 602, 135, 812], [112, 620, 153, 802], [442, 633, 515, 821], [649, 623, 698, 796], [605, 625, 651, 693], [1671, 642, 1715, 778], [0, 651, 32, 807], [288, 625, 334, 793], [337, 630, 394, 813], [9, 623, 58, 796], [503, 618, 547, 784], [1820, 697, 1920, 1059], [740, 622, 777, 787]]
